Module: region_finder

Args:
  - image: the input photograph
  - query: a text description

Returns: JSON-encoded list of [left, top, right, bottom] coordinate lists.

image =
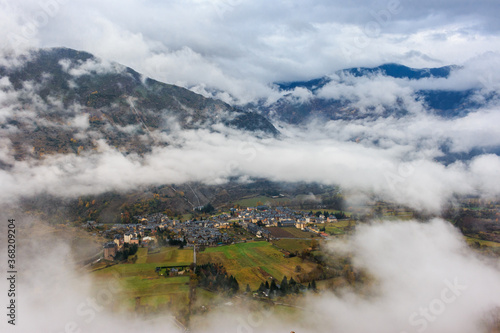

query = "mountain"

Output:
[[0, 47, 278, 162], [258, 63, 485, 124], [342, 63, 455, 80]]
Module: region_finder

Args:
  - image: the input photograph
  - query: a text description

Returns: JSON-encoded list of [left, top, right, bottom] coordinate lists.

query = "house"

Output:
[[295, 221, 306, 230], [142, 236, 156, 245], [103, 242, 117, 261], [327, 215, 337, 222], [278, 219, 295, 227], [113, 234, 124, 248], [124, 233, 132, 243]]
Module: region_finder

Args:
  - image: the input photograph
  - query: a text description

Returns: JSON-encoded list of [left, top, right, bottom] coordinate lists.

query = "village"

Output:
[[94, 206, 347, 260]]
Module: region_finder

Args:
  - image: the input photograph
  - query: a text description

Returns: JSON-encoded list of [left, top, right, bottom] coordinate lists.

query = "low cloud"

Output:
[[1, 59, 500, 213], [1, 110, 500, 212], [319, 219, 500, 333], [1, 218, 499, 333]]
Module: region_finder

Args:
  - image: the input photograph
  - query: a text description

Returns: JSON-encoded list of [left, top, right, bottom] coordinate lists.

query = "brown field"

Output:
[[284, 227, 319, 238], [268, 226, 318, 239], [267, 227, 295, 238]]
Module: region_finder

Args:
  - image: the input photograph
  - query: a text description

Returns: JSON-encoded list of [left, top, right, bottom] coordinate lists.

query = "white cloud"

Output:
[[322, 219, 500, 333], [1, 218, 498, 333], [1, 109, 499, 213], [2, 0, 500, 104]]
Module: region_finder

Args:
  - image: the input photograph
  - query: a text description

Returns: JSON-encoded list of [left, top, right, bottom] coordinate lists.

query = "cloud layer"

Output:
[[1, 218, 499, 333], [2, 0, 500, 104], [1, 48, 500, 213], [1, 112, 500, 212]]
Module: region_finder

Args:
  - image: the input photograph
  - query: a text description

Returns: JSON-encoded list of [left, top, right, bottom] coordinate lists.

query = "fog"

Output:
[[1, 105, 500, 212], [1, 218, 499, 333], [1, 1, 500, 332]]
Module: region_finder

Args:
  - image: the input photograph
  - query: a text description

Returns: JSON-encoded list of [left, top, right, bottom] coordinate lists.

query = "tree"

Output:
[[230, 276, 240, 293], [280, 276, 288, 294], [270, 280, 278, 292], [200, 203, 215, 214]]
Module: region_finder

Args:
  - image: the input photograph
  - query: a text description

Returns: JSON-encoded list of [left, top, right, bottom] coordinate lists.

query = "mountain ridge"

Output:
[[0, 47, 278, 162]]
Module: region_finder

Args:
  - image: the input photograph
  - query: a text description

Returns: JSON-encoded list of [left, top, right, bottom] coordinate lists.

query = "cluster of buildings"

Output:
[[236, 206, 337, 229], [236, 206, 338, 239], [100, 207, 341, 260], [103, 230, 145, 260], [101, 213, 234, 260], [164, 219, 232, 246], [101, 214, 168, 260]]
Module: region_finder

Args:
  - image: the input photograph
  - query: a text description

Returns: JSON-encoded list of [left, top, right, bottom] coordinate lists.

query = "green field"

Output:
[[91, 245, 195, 315], [328, 220, 354, 228], [145, 247, 194, 264], [272, 239, 312, 253], [198, 242, 316, 289], [91, 262, 191, 313], [135, 248, 149, 264], [466, 237, 500, 247], [121, 275, 190, 311], [235, 196, 291, 207], [321, 220, 355, 235], [325, 225, 344, 235]]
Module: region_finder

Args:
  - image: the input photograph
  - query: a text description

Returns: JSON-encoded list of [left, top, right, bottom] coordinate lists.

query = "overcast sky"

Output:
[[2, 0, 500, 101], [1, 3, 500, 331], [1, 0, 500, 211]]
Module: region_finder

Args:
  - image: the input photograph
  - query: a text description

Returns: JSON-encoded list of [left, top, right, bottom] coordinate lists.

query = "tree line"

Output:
[[257, 276, 317, 297], [194, 263, 239, 294]]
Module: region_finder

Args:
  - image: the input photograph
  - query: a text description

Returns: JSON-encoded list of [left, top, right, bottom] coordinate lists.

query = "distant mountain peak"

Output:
[[344, 63, 457, 80]]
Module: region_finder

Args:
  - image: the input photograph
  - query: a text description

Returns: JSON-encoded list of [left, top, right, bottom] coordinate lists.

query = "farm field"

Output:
[[121, 276, 190, 311], [145, 247, 194, 264], [197, 241, 316, 289], [324, 225, 345, 235], [267, 226, 318, 238], [283, 227, 319, 238], [272, 239, 312, 253], [328, 220, 354, 228], [466, 237, 500, 247], [323, 221, 355, 234], [235, 195, 291, 207], [135, 247, 149, 264], [91, 262, 191, 314], [267, 227, 295, 238], [90, 246, 196, 315]]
